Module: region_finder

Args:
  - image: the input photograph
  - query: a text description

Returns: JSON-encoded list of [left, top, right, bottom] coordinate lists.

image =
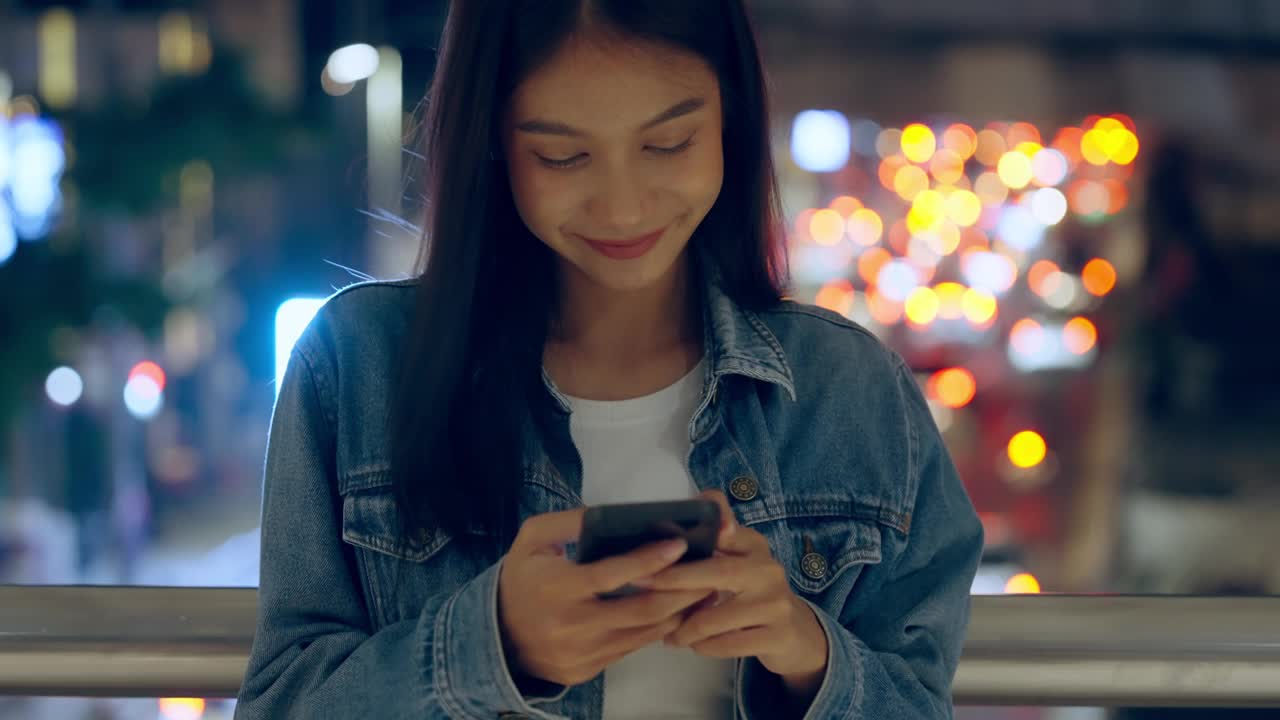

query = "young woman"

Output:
[[236, 1, 983, 718]]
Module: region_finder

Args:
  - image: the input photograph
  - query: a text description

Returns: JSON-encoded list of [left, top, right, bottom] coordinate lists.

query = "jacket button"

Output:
[[729, 476, 759, 502], [800, 552, 828, 580]]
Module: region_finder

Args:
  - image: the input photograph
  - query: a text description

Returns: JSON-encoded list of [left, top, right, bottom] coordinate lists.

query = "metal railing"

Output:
[[1, 587, 1279, 706]]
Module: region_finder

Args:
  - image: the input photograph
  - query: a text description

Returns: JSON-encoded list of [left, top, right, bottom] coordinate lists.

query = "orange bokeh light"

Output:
[[1027, 260, 1062, 297], [858, 247, 893, 285], [829, 195, 863, 218], [1081, 258, 1117, 296], [928, 367, 977, 409], [1063, 316, 1099, 354], [815, 280, 856, 317]]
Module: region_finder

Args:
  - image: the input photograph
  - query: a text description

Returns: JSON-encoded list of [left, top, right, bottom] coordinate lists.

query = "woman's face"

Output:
[[504, 35, 724, 295]]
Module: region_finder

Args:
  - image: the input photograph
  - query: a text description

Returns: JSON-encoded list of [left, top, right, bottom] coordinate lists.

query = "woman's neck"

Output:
[[544, 254, 703, 400]]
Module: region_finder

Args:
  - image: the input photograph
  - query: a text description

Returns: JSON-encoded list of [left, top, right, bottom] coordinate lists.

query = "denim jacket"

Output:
[[235, 273, 983, 720]]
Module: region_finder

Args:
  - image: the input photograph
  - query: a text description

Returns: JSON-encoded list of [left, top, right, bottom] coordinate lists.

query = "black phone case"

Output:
[[577, 499, 720, 598]]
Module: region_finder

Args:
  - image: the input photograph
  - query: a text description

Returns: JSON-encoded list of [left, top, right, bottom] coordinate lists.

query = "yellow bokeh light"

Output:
[[944, 190, 983, 227], [1111, 129, 1140, 165], [901, 123, 937, 164], [932, 282, 967, 319], [879, 155, 908, 191], [894, 164, 931, 202], [929, 149, 966, 185], [928, 367, 977, 409], [997, 151, 1034, 190], [1081, 258, 1117, 296], [1093, 117, 1124, 133], [907, 189, 946, 234], [974, 172, 1010, 206], [829, 195, 863, 218], [942, 123, 978, 159], [847, 207, 884, 247], [1080, 128, 1111, 166], [1015, 141, 1044, 159], [923, 222, 962, 256], [158, 698, 207, 720], [815, 280, 856, 317], [1063, 316, 1099, 354], [961, 287, 998, 325], [1005, 573, 1042, 594], [904, 286, 940, 325], [809, 208, 846, 246], [1008, 430, 1048, 469]]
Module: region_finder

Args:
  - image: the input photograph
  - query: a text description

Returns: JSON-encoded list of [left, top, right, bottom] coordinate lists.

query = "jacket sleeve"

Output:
[[235, 343, 570, 720], [738, 357, 984, 719]]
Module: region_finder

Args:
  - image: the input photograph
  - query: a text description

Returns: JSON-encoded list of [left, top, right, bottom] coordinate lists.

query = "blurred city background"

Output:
[[1, 1, 1277, 718]]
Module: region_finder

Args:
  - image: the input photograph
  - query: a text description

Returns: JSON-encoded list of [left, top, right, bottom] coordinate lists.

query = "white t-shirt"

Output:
[[567, 359, 736, 719]]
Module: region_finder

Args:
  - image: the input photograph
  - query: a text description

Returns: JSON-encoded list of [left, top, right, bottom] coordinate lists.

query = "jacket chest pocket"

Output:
[[339, 480, 490, 629], [748, 498, 887, 615]]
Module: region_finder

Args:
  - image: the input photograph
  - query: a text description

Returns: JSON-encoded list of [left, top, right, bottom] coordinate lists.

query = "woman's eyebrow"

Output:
[[514, 96, 707, 137]]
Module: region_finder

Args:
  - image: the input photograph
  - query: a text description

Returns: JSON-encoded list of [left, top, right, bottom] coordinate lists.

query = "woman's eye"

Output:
[[536, 153, 587, 169], [647, 136, 695, 155]]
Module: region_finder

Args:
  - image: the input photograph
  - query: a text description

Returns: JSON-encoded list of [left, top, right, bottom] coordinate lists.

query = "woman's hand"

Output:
[[647, 491, 830, 690], [497, 508, 715, 688]]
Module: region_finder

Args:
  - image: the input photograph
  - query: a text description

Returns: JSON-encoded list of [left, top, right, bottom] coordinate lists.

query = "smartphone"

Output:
[[577, 498, 721, 599]]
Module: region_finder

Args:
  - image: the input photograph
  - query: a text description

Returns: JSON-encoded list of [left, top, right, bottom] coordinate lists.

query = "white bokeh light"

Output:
[[123, 375, 164, 420], [790, 110, 851, 173], [275, 298, 327, 394], [326, 44, 380, 84], [46, 366, 84, 407]]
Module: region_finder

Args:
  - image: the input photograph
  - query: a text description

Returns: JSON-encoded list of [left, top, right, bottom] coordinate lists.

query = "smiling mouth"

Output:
[[579, 227, 667, 260]]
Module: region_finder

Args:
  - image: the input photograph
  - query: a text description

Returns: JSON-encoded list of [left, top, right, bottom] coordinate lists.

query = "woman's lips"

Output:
[[580, 227, 666, 260]]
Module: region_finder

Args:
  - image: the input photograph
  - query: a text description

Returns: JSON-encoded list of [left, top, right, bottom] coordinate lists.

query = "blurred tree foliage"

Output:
[[0, 45, 319, 470]]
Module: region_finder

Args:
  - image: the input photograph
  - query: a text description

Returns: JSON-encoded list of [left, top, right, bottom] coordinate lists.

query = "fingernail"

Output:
[[661, 539, 688, 560]]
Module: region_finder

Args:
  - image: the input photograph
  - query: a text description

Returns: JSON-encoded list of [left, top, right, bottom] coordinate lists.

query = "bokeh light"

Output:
[[961, 288, 998, 326], [904, 286, 940, 326], [974, 129, 1007, 167], [929, 149, 965, 184], [809, 208, 845, 246], [815, 279, 856, 316], [877, 259, 922, 302], [875, 127, 904, 160], [1063, 316, 1099, 354], [1027, 260, 1063, 298], [934, 282, 967, 320], [847, 208, 884, 247], [1008, 430, 1048, 469], [974, 172, 1010, 206], [792, 110, 852, 173], [829, 195, 862, 218], [1081, 258, 1117, 296], [1005, 573, 1042, 594], [858, 246, 892, 285], [326, 44, 380, 84], [1009, 318, 1046, 356], [945, 190, 983, 227], [942, 123, 978, 160], [928, 367, 977, 409], [997, 151, 1033, 189], [1031, 148, 1069, 187], [123, 374, 164, 421], [894, 164, 930, 202], [158, 698, 207, 720], [901, 123, 937, 164], [963, 251, 1018, 294], [997, 205, 1045, 251], [128, 361, 167, 392], [46, 366, 83, 407], [1029, 187, 1068, 225], [878, 154, 908, 191], [865, 289, 904, 325]]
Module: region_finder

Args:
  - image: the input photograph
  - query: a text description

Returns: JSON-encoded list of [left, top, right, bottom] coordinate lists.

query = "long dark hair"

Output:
[[390, 0, 787, 553]]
